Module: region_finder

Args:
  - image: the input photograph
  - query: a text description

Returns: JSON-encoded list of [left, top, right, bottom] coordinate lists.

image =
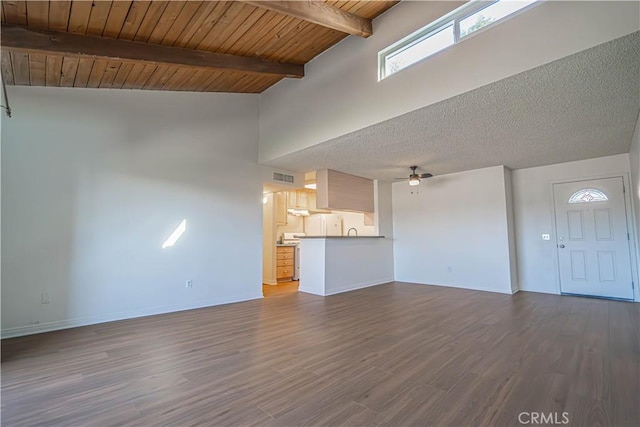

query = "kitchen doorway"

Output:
[[262, 183, 302, 297]]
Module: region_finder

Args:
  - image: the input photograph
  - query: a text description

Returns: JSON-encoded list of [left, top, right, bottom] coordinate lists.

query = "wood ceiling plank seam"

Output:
[[86, 58, 109, 87], [286, 27, 347, 63], [264, 20, 321, 62], [1, 50, 15, 85], [47, 0, 71, 31], [45, 55, 63, 86], [202, 69, 243, 92], [249, 16, 307, 60], [73, 58, 95, 87], [1, 2, 5, 22], [169, 1, 220, 48], [2, 0, 27, 25], [117, 1, 152, 40], [110, 62, 135, 88], [216, 8, 270, 56], [28, 53, 46, 85], [227, 10, 289, 57], [273, 27, 343, 63], [254, 76, 284, 93], [159, 1, 203, 46], [119, 62, 146, 89], [102, 0, 133, 38], [347, 1, 392, 21], [199, 69, 232, 92], [173, 67, 212, 91], [67, 0, 93, 34], [246, 14, 296, 58], [59, 57, 80, 87], [132, 1, 169, 43], [279, 16, 347, 62], [186, 1, 240, 51], [196, 2, 258, 49], [144, 65, 179, 90], [196, 2, 264, 52], [10, 52, 30, 85], [26, 0, 49, 29], [86, 1, 114, 36], [226, 73, 263, 92], [159, 66, 191, 91], [224, 73, 254, 92], [98, 61, 123, 88], [140, 64, 168, 89], [129, 63, 158, 89], [251, 76, 283, 93], [146, 1, 187, 45]]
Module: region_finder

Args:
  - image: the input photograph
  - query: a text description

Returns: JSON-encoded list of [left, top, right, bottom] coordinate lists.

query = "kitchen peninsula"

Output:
[[298, 236, 394, 296]]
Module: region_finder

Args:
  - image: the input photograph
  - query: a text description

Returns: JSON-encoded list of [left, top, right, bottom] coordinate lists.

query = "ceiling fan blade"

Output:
[[419, 173, 433, 178]]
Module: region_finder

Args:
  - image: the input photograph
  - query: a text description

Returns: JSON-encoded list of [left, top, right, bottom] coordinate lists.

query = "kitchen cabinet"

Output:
[[316, 169, 374, 212], [276, 246, 295, 280], [287, 189, 308, 209], [286, 189, 329, 212], [275, 192, 287, 225]]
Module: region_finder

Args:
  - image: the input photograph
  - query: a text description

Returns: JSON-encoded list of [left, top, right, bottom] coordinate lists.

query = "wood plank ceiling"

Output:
[[0, 1, 397, 93]]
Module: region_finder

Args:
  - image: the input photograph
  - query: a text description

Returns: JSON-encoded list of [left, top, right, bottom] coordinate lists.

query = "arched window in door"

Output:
[[568, 188, 609, 204]]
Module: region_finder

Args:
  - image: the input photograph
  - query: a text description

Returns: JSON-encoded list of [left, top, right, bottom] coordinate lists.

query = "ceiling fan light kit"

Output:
[[396, 166, 434, 187]]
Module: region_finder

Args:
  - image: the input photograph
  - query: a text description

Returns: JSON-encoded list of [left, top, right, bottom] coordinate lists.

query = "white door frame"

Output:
[[548, 172, 639, 302]]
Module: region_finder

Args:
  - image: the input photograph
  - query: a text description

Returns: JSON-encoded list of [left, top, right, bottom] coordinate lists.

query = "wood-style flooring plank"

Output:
[[2, 283, 638, 426]]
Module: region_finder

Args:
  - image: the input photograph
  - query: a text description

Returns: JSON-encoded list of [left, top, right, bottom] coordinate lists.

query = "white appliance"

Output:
[[304, 214, 343, 236], [282, 233, 305, 280]]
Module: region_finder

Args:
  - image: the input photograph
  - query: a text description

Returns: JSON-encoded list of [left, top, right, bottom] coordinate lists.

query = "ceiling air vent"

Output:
[[273, 172, 294, 183]]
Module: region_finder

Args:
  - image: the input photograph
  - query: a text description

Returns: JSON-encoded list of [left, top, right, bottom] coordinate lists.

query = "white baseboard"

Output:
[[1, 293, 263, 339], [323, 278, 394, 296]]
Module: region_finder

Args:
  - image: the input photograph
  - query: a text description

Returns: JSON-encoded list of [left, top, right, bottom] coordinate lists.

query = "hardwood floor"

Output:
[[263, 281, 299, 297], [2, 282, 638, 426]]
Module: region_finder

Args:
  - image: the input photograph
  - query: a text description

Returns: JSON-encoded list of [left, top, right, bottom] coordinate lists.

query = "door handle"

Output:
[[559, 244, 565, 249]]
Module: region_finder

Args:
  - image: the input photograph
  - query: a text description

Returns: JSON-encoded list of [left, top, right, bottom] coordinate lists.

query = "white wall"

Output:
[[324, 238, 394, 295], [512, 154, 637, 298], [392, 166, 516, 294], [262, 193, 276, 285], [375, 180, 394, 239], [504, 168, 519, 293], [1, 86, 264, 337], [630, 112, 640, 263], [299, 238, 394, 296], [259, 1, 640, 163]]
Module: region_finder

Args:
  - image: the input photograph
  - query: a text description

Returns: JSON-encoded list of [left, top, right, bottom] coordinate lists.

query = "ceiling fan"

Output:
[[395, 166, 433, 186]]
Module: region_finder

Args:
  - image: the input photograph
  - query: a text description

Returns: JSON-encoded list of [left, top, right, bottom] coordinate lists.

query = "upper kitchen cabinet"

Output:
[[316, 170, 374, 212], [275, 192, 288, 225], [287, 190, 308, 209]]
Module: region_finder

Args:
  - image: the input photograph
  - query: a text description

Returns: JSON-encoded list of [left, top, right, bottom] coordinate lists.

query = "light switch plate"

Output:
[[542, 234, 551, 241]]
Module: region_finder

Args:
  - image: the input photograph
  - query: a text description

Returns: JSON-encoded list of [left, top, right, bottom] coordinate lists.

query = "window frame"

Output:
[[378, 0, 541, 81]]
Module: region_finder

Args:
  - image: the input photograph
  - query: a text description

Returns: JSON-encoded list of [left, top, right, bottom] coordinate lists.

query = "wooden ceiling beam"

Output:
[[243, 1, 373, 38], [0, 25, 304, 78]]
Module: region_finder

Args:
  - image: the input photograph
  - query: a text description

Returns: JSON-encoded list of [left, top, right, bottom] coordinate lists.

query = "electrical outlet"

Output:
[[542, 234, 551, 241], [41, 293, 50, 304], [186, 280, 193, 289]]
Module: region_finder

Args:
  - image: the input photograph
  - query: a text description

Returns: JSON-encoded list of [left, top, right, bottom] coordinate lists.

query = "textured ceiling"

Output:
[[263, 32, 640, 181]]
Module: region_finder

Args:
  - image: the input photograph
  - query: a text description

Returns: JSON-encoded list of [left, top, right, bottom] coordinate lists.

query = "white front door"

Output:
[[553, 177, 634, 300]]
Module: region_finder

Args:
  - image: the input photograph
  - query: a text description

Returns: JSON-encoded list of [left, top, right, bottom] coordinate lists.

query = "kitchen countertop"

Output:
[[299, 236, 385, 239], [276, 243, 299, 246]]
